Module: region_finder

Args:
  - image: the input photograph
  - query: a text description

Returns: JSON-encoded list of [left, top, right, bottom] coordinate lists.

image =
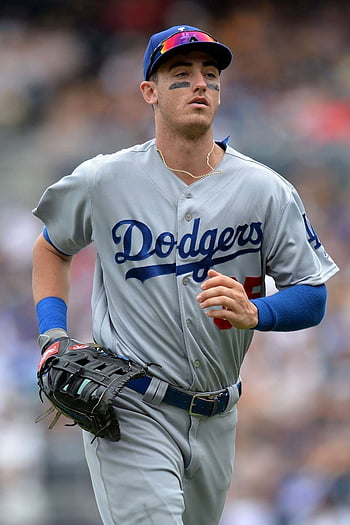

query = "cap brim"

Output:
[[147, 41, 232, 79]]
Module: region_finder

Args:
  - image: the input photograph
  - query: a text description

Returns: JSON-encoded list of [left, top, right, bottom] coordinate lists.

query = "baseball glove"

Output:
[[36, 337, 147, 441]]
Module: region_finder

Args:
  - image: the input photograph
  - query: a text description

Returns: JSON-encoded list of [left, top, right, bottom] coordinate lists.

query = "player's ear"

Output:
[[140, 80, 158, 106]]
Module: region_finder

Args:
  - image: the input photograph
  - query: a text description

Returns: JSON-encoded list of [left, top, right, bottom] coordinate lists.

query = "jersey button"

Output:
[[183, 276, 190, 285], [185, 213, 192, 221], [193, 360, 201, 368], [186, 319, 192, 327]]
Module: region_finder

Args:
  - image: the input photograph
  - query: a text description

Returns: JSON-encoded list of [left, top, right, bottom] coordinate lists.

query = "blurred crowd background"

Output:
[[0, 0, 349, 524]]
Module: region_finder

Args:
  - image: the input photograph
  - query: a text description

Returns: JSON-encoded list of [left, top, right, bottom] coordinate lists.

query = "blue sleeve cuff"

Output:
[[42, 226, 70, 256], [42, 225, 52, 245], [251, 284, 327, 332]]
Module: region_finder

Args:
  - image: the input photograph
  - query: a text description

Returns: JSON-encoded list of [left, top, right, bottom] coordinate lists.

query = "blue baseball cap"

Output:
[[143, 25, 233, 80]]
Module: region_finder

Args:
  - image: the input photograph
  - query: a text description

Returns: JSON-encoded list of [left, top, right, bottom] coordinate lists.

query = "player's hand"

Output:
[[196, 269, 258, 329]]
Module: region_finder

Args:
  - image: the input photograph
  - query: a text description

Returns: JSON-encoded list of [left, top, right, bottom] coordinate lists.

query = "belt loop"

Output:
[[225, 379, 241, 412], [142, 377, 168, 407]]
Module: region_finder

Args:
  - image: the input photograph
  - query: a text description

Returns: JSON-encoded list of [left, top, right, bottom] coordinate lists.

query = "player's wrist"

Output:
[[36, 296, 67, 334], [38, 328, 69, 353]]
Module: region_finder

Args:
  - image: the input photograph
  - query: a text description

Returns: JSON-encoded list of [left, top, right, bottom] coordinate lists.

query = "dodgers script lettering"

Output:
[[112, 218, 263, 283]]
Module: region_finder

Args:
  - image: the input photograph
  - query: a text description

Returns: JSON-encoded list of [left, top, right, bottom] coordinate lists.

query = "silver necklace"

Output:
[[156, 141, 222, 179]]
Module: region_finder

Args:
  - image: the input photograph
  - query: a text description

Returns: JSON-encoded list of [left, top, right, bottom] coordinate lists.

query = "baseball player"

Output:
[[32, 25, 339, 525]]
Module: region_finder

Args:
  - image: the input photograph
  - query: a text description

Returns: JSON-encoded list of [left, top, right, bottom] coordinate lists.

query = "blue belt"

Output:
[[126, 376, 242, 417]]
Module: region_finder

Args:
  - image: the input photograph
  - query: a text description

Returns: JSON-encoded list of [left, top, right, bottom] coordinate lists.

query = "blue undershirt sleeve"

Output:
[[251, 284, 327, 331]]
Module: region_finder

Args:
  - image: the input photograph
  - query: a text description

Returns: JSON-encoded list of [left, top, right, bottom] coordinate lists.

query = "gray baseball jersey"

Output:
[[33, 139, 338, 392]]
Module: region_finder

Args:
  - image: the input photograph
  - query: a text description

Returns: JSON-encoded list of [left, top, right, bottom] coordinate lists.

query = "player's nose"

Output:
[[192, 72, 207, 92]]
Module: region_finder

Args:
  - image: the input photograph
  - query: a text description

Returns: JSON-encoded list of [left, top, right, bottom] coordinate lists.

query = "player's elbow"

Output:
[[292, 284, 327, 330], [307, 284, 328, 327]]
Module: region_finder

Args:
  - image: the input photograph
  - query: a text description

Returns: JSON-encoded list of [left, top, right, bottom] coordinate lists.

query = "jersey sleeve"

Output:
[[32, 159, 95, 255], [264, 185, 339, 289]]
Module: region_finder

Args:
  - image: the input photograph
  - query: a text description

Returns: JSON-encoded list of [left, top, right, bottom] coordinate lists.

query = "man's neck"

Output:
[[155, 132, 224, 184]]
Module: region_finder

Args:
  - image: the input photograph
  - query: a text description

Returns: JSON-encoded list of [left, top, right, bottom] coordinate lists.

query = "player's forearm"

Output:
[[251, 283, 327, 331]]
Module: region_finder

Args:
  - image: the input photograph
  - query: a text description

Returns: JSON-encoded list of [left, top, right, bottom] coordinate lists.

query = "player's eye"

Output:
[[205, 71, 218, 79], [175, 71, 189, 77]]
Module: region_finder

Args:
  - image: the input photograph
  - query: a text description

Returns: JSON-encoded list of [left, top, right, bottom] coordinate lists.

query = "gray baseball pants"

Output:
[[83, 379, 240, 525]]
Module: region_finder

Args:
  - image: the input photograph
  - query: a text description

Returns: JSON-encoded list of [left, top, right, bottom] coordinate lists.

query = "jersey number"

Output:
[[214, 276, 262, 330]]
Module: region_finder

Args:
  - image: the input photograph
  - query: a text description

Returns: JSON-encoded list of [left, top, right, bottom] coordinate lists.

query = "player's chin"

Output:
[[185, 105, 213, 120], [180, 117, 212, 139]]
